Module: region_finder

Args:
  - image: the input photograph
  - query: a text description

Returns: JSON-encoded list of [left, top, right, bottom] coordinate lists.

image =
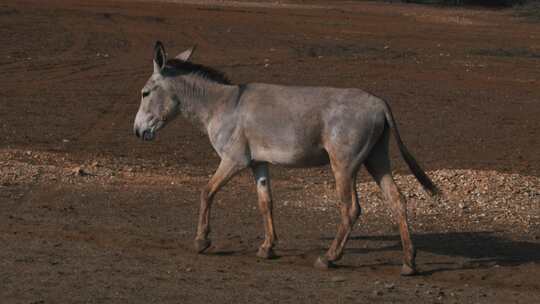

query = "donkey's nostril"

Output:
[[135, 128, 140, 138]]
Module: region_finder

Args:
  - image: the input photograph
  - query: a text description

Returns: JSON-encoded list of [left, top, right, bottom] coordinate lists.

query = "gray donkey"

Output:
[[134, 41, 439, 276]]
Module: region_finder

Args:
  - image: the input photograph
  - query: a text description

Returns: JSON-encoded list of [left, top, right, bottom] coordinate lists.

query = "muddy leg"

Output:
[[315, 169, 361, 269], [366, 134, 417, 276], [194, 160, 245, 254], [252, 162, 277, 259]]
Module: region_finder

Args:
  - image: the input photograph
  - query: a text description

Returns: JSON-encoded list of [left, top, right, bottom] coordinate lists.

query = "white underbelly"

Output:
[[251, 146, 329, 167]]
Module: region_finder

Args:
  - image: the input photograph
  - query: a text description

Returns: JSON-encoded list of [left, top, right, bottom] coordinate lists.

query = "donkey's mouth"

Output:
[[134, 127, 156, 141], [142, 130, 155, 141], [140, 120, 165, 141]]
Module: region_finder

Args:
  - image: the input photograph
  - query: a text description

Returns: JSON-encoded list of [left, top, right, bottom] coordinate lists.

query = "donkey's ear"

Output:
[[175, 45, 196, 61], [153, 41, 167, 73]]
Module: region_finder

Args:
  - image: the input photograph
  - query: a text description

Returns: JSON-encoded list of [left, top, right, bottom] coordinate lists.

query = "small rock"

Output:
[[330, 276, 346, 282], [384, 283, 395, 290], [72, 167, 89, 176]]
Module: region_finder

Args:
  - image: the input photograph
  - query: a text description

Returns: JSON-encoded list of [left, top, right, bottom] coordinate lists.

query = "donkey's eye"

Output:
[[142, 91, 150, 98]]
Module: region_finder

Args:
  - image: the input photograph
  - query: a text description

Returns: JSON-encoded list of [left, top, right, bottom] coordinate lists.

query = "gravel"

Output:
[[1, 148, 539, 237]]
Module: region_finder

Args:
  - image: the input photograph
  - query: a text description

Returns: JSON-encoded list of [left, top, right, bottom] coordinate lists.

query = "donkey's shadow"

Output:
[[208, 232, 540, 274], [335, 232, 540, 274]]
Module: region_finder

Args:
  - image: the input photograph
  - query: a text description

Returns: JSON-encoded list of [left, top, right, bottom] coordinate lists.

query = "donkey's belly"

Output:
[[251, 146, 330, 167]]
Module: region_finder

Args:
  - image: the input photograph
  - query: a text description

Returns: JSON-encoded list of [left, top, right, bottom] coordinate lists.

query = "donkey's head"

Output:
[[133, 41, 195, 141]]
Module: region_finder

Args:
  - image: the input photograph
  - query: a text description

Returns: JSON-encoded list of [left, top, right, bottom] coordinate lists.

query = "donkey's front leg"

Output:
[[195, 160, 246, 254], [252, 162, 278, 259]]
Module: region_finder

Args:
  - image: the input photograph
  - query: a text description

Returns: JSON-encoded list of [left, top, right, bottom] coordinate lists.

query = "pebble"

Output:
[[330, 276, 346, 283], [71, 167, 89, 176], [384, 283, 395, 290]]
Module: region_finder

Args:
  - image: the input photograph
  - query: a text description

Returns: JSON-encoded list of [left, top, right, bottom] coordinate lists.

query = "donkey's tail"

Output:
[[381, 101, 440, 197]]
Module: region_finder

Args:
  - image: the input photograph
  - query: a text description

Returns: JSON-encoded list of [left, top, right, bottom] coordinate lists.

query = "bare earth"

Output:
[[1, 0, 540, 303]]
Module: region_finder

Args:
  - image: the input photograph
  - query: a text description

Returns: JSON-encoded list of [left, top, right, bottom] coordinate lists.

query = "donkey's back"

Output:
[[238, 83, 387, 167]]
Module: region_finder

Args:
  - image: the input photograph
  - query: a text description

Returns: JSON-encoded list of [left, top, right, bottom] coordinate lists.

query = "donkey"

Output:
[[133, 41, 439, 276]]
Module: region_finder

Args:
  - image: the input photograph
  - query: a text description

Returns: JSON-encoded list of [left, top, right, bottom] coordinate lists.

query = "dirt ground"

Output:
[[1, 0, 540, 303]]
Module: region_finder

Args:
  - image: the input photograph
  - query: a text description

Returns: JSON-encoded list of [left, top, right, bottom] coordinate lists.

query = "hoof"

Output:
[[400, 263, 417, 276], [194, 239, 211, 254], [256, 247, 276, 259], [314, 256, 335, 270]]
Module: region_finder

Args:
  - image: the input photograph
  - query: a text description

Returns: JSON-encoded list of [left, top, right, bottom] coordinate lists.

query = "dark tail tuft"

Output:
[[396, 142, 440, 197], [382, 101, 440, 197]]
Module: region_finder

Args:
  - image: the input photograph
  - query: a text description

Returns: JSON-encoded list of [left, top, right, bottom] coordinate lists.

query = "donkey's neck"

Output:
[[173, 76, 240, 133]]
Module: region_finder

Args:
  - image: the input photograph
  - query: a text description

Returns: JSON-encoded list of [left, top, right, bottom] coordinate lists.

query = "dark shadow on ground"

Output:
[[321, 232, 540, 272]]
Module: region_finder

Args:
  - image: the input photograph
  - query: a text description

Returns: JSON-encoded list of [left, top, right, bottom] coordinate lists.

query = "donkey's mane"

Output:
[[163, 59, 231, 85]]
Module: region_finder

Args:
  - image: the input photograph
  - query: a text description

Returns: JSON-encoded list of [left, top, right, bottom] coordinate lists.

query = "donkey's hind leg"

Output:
[[314, 165, 361, 269], [252, 162, 278, 259], [365, 130, 417, 276]]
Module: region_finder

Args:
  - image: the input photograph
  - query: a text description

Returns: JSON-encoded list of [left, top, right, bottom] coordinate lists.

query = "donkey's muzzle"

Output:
[[134, 128, 155, 141], [142, 130, 155, 141]]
